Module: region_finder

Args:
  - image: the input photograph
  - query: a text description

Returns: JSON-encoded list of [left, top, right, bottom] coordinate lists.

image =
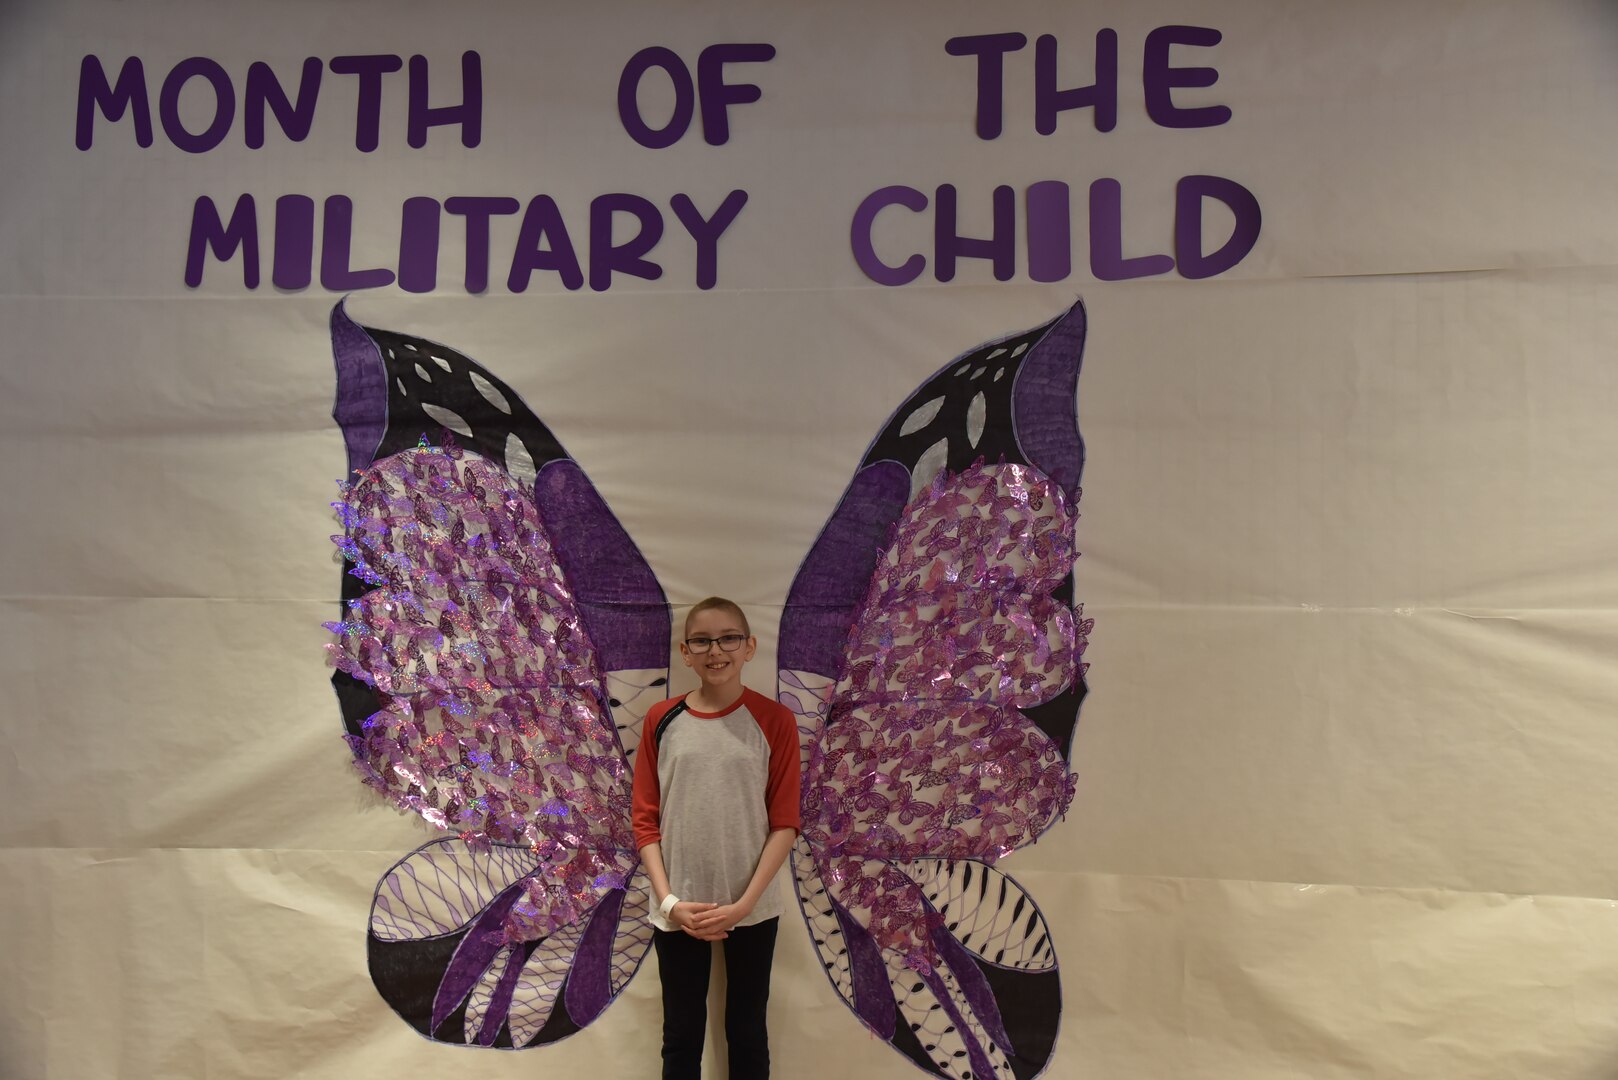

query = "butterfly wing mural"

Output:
[[778, 301, 1090, 1079], [323, 300, 1089, 1073], [327, 303, 668, 1047]]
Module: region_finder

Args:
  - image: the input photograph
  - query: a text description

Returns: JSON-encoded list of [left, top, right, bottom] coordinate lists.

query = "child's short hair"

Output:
[[685, 596, 751, 637]]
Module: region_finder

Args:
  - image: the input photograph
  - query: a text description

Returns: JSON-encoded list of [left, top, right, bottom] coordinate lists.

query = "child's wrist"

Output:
[[657, 893, 682, 919]]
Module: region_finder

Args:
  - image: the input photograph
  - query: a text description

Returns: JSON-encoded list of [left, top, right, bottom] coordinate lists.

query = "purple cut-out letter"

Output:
[[398, 197, 441, 293], [1035, 31, 1117, 135], [696, 43, 776, 145], [330, 54, 404, 152], [1088, 179, 1172, 281], [1143, 25, 1232, 129], [670, 190, 748, 290], [272, 194, 315, 290], [408, 52, 482, 149], [589, 194, 664, 292], [508, 196, 584, 292], [321, 195, 395, 291], [617, 47, 695, 149], [1174, 174, 1260, 279], [934, 184, 1015, 282], [245, 58, 321, 148], [1025, 181, 1072, 283], [185, 194, 259, 288], [851, 186, 928, 286], [158, 57, 235, 153], [945, 33, 1028, 140], [76, 56, 152, 149], [445, 196, 520, 293]]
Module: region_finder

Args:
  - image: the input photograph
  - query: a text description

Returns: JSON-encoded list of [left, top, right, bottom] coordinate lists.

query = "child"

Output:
[[631, 597, 801, 1080]]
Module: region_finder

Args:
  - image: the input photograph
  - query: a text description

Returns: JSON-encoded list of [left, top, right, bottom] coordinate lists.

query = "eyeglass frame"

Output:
[[681, 633, 750, 654]]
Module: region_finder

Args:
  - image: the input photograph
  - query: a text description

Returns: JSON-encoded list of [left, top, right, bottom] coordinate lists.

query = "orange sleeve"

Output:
[[631, 699, 669, 849], [758, 693, 802, 833]]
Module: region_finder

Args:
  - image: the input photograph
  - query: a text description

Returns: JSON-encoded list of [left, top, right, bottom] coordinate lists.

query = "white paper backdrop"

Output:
[[3, 2, 1618, 1077]]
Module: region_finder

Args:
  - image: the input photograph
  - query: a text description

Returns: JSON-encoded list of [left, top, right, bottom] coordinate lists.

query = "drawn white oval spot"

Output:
[[966, 392, 986, 448], [899, 396, 945, 436], [414, 362, 432, 383], [504, 434, 537, 486], [431, 355, 453, 372], [470, 371, 512, 414], [421, 403, 472, 437], [396, 378, 407, 396], [910, 438, 949, 499]]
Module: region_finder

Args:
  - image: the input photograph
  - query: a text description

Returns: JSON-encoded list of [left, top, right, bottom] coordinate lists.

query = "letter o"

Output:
[[159, 57, 236, 153], [617, 47, 695, 149]]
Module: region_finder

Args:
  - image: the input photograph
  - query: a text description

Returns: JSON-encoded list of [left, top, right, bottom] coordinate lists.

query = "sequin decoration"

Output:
[[801, 461, 1085, 966], [326, 443, 634, 942]]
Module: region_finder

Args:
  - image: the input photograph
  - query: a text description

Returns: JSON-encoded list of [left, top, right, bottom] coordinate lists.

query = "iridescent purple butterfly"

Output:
[[324, 300, 1092, 1078]]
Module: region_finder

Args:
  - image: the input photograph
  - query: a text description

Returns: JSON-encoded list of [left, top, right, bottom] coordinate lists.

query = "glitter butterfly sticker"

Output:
[[324, 299, 1090, 1076]]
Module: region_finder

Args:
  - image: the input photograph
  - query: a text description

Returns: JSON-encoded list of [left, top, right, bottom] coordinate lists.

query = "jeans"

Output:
[[652, 917, 779, 1080]]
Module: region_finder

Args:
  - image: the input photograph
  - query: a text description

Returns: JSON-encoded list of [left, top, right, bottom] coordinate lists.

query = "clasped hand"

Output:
[[670, 899, 752, 940]]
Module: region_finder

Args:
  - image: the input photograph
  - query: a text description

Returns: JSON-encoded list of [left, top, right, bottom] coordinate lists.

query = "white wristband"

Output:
[[658, 893, 681, 918]]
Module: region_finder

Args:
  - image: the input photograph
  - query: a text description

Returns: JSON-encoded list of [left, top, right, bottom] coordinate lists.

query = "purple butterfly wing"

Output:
[[779, 302, 1089, 1079], [328, 303, 667, 1047]]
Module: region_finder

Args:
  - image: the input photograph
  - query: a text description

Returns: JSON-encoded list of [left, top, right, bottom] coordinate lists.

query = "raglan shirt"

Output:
[[631, 687, 801, 931]]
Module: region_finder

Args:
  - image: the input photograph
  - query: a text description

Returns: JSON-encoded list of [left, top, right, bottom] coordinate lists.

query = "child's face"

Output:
[[679, 608, 756, 691]]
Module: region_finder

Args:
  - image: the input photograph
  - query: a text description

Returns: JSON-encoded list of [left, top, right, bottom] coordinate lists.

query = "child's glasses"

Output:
[[683, 634, 749, 653]]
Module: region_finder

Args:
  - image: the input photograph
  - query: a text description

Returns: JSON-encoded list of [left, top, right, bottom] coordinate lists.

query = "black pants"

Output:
[[652, 917, 779, 1080]]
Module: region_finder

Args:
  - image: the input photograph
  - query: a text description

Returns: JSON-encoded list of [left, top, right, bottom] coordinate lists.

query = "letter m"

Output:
[[76, 56, 153, 149], [185, 195, 260, 288]]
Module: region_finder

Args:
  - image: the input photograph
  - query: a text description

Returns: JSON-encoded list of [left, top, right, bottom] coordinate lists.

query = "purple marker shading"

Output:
[[779, 462, 911, 678], [1012, 300, 1086, 503], [477, 944, 526, 1045], [431, 882, 526, 1032], [328, 300, 387, 477], [533, 460, 670, 672], [564, 888, 626, 1026], [831, 898, 897, 1038]]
